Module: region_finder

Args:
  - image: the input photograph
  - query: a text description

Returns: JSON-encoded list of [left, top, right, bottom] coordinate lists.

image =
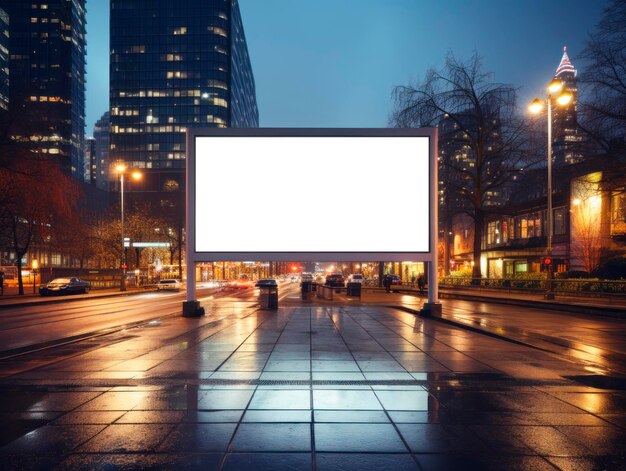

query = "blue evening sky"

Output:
[[85, 0, 606, 133]]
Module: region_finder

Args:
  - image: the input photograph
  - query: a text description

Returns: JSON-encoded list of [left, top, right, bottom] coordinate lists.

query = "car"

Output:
[[39, 277, 90, 296], [301, 273, 314, 283], [255, 278, 278, 288], [236, 274, 255, 288], [347, 274, 364, 284], [157, 279, 181, 291], [325, 273, 345, 287]]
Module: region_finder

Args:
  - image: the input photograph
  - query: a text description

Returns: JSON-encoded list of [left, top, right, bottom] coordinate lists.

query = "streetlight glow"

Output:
[[131, 170, 142, 181], [548, 79, 563, 94], [529, 98, 543, 114], [556, 92, 573, 106], [115, 163, 126, 173]]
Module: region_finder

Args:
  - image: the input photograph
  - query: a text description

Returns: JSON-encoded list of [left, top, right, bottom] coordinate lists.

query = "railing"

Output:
[[440, 276, 626, 296]]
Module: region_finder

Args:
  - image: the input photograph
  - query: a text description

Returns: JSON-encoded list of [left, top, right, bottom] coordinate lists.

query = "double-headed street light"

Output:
[[115, 164, 142, 291], [529, 79, 572, 300]]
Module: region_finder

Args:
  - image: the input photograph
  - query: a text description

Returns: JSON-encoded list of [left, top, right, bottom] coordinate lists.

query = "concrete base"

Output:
[[182, 300, 205, 317], [420, 302, 443, 317]]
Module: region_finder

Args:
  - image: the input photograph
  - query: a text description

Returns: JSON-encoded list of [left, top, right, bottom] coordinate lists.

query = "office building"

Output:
[[0, 0, 86, 178], [93, 112, 110, 191], [109, 0, 258, 183], [85, 137, 96, 184], [0, 6, 8, 113]]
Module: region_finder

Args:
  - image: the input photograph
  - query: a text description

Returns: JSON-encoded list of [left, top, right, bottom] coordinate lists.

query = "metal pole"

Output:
[[545, 99, 554, 300], [120, 172, 126, 291]]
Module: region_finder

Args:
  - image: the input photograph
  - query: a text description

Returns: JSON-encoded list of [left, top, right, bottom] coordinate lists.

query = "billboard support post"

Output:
[[183, 130, 204, 317], [421, 126, 442, 317]]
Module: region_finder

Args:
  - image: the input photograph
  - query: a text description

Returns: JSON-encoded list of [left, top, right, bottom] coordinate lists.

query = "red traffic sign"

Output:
[[544, 257, 552, 265]]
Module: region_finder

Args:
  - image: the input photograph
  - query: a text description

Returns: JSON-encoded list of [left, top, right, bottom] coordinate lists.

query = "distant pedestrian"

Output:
[[383, 274, 392, 293], [0, 270, 4, 295], [411, 276, 416, 287], [417, 274, 425, 294]]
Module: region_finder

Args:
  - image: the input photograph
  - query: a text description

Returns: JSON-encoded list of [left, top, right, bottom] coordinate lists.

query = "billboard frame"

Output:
[[184, 127, 439, 316]]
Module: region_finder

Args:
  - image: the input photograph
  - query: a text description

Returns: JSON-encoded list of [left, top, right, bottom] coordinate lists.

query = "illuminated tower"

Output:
[[552, 46, 582, 165]]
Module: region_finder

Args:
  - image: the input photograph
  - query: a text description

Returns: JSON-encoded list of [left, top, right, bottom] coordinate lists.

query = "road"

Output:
[[0, 282, 301, 355]]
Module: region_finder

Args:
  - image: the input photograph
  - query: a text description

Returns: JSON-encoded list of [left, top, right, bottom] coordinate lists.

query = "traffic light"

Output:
[[121, 263, 127, 270], [544, 257, 552, 266]]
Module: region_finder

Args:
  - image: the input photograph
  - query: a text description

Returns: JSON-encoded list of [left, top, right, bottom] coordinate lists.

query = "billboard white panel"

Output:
[[188, 128, 436, 262]]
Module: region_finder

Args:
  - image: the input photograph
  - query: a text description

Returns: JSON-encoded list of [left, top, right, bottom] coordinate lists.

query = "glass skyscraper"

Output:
[[0, 0, 86, 178], [109, 0, 258, 177], [0, 6, 8, 113]]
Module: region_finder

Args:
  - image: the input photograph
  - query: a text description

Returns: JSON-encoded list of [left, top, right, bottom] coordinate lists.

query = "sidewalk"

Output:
[[352, 289, 626, 376], [0, 304, 623, 470]]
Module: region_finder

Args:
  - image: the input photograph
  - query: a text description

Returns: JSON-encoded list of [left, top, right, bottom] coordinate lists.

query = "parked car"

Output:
[[157, 279, 181, 291], [325, 273, 345, 287], [255, 278, 278, 288], [348, 274, 364, 284], [301, 273, 314, 283], [39, 277, 90, 296]]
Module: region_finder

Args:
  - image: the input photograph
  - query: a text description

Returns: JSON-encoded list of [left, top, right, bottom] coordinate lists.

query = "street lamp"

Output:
[[529, 79, 572, 300], [115, 163, 142, 291]]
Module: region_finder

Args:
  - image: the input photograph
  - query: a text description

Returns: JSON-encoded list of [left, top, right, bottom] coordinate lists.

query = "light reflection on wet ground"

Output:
[[0, 304, 624, 470]]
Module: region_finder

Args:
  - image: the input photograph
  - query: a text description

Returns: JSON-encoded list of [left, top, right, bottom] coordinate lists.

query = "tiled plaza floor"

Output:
[[0, 305, 624, 470]]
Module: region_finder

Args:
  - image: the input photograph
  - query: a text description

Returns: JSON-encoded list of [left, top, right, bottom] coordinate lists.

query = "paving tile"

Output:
[[313, 390, 383, 410], [157, 423, 237, 452], [375, 390, 431, 411], [223, 452, 312, 470], [316, 453, 419, 470], [0, 424, 105, 454], [242, 410, 311, 422], [77, 424, 174, 452], [248, 390, 310, 409], [58, 452, 224, 470], [54, 411, 125, 425], [314, 423, 407, 452], [197, 390, 254, 410], [313, 410, 389, 423], [231, 423, 311, 452]]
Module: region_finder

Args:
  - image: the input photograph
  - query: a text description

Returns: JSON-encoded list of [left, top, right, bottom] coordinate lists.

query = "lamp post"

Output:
[[529, 79, 572, 300], [32, 259, 38, 294], [115, 164, 142, 291]]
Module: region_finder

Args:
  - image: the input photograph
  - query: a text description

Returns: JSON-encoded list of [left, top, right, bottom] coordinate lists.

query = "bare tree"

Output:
[[577, 0, 626, 153], [390, 53, 534, 279]]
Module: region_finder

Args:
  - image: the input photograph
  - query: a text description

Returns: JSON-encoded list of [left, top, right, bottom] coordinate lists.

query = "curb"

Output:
[[363, 286, 626, 318], [0, 288, 156, 309], [439, 291, 626, 318]]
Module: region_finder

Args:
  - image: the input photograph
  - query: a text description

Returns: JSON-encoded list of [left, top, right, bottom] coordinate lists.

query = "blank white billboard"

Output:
[[191, 132, 432, 260]]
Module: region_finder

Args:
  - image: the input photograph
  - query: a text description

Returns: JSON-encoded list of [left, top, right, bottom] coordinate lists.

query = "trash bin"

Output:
[[301, 281, 313, 302], [346, 282, 361, 297], [259, 286, 278, 309]]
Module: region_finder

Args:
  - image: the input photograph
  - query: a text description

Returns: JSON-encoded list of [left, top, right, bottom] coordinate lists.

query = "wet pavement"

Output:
[[0, 301, 624, 470]]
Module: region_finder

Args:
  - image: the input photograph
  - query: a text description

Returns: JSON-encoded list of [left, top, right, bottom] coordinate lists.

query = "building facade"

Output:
[[552, 47, 583, 166], [85, 137, 96, 184], [93, 112, 110, 191], [0, 6, 8, 113], [447, 159, 626, 278], [0, 0, 86, 178], [109, 0, 258, 176]]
